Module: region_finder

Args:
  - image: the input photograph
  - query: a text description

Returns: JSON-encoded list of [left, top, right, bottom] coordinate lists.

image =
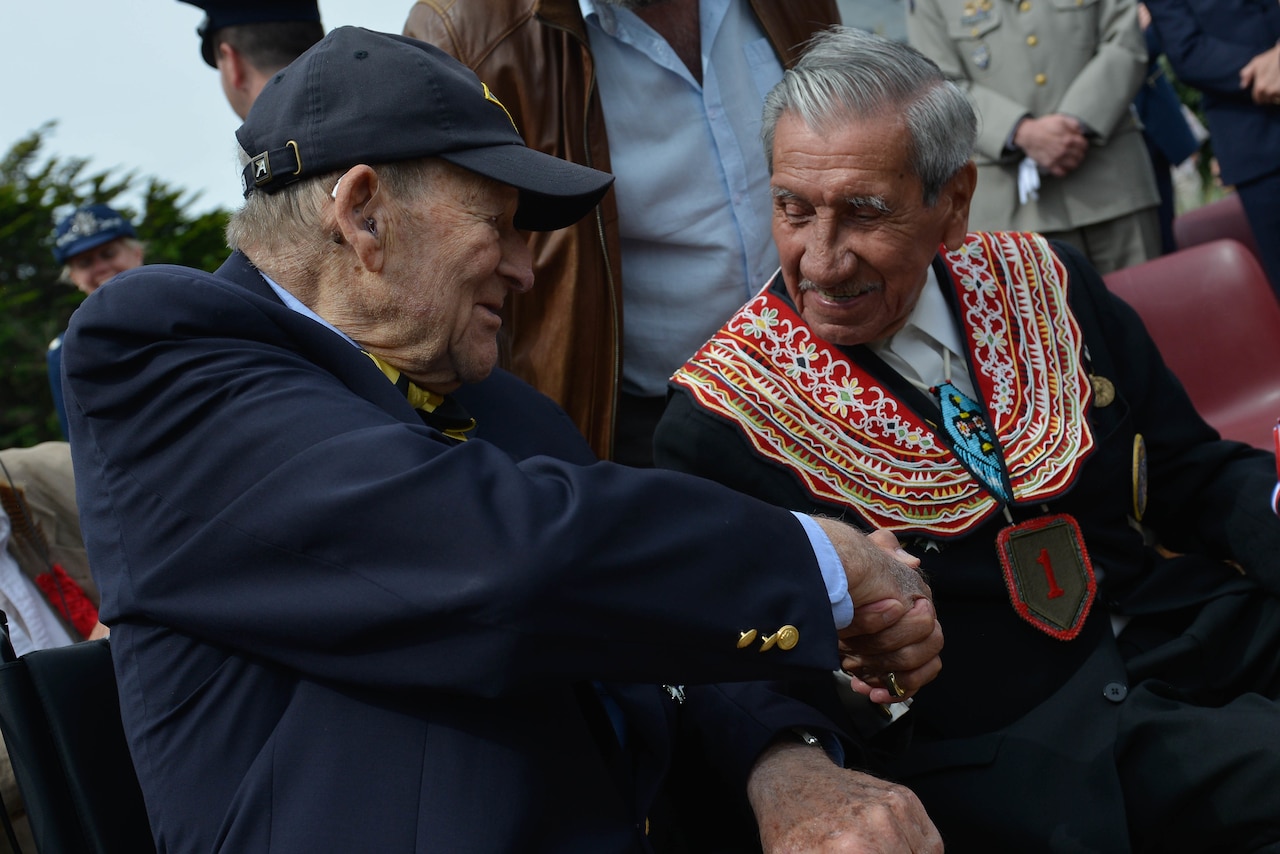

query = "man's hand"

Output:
[[1241, 44, 1280, 105], [1013, 114, 1089, 177], [840, 597, 942, 704], [814, 519, 929, 610], [748, 741, 943, 853], [813, 520, 943, 705], [866, 528, 921, 572]]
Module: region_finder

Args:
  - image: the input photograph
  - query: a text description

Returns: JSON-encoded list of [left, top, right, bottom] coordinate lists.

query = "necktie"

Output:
[[887, 327, 1009, 500], [363, 353, 476, 442], [935, 381, 1013, 504]]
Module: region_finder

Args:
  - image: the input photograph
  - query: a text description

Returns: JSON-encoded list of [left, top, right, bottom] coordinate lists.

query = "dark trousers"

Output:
[[889, 590, 1280, 853], [1236, 170, 1280, 301]]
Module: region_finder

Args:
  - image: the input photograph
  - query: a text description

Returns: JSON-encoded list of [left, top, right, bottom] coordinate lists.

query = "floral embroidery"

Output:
[[786, 343, 820, 379], [743, 307, 778, 338], [671, 232, 1095, 536], [823, 376, 864, 415]]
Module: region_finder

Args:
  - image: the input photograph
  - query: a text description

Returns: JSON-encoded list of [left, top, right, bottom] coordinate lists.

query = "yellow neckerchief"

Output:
[[363, 352, 476, 442]]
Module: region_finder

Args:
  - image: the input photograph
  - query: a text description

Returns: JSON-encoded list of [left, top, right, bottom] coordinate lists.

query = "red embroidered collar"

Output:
[[671, 232, 1096, 536]]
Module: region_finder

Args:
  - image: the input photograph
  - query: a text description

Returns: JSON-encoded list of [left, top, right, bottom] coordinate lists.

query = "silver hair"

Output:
[[762, 26, 976, 206], [225, 156, 445, 260], [225, 170, 338, 258]]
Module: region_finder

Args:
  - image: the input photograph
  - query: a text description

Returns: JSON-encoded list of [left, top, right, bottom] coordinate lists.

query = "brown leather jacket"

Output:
[[405, 0, 840, 459]]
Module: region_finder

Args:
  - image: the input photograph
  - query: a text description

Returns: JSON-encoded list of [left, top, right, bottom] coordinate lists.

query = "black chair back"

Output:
[[0, 621, 154, 854]]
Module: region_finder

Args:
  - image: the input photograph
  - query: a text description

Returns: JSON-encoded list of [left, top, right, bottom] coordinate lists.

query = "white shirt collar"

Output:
[[866, 261, 975, 397], [903, 263, 964, 359]]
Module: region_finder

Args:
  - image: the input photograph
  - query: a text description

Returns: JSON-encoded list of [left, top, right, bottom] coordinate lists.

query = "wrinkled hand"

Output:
[[1014, 114, 1089, 177], [1240, 44, 1280, 105], [866, 528, 921, 572], [748, 741, 943, 854], [813, 521, 943, 705], [814, 519, 930, 612], [840, 597, 943, 704]]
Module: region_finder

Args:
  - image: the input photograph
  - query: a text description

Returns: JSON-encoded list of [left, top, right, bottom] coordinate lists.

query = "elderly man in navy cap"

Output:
[[178, 0, 324, 118], [60, 26, 944, 854], [47, 204, 143, 437]]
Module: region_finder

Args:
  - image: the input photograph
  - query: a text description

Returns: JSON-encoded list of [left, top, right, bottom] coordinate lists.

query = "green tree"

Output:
[[0, 124, 233, 448]]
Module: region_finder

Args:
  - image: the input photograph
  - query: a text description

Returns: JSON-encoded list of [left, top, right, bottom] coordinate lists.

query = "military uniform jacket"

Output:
[[61, 252, 846, 854], [907, 0, 1160, 232], [656, 233, 1280, 738]]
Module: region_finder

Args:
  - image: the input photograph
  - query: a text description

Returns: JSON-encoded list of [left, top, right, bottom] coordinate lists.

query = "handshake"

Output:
[[813, 518, 944, 706]]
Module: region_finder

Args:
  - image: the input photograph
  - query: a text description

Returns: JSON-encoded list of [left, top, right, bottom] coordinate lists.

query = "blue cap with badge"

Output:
[[177, 0, 322, 68], [52, 204, 136, 265]]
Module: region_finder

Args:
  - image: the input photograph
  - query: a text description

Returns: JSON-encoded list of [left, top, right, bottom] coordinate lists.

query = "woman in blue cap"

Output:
[[48, 204, 144, 437]]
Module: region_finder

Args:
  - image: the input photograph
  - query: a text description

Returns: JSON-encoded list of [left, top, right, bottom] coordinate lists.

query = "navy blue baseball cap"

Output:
[[179, 0, 322, 67], [235, 27, 614, 233], [52, 204, 136, 265]]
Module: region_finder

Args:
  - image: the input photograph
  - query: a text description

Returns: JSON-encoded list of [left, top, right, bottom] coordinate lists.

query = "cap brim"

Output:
[[440, 145, 614, 232], [56, 231, 122, 265], [201, 35, 217, 68]]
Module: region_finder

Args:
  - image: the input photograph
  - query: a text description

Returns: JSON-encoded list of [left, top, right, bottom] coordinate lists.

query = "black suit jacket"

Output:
[[1146, 0, 1280, 186], [656, 241, 1280, 735], [62, 252, 847, 853], [655, 238, 1280, 847]]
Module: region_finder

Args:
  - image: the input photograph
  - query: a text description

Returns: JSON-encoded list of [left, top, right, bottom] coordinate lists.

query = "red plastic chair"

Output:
[[1173, 193, 1262, 264], [1103, 239, 1280, 450]]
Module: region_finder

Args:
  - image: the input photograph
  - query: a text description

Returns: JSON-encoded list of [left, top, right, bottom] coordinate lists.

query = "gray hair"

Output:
[[225, 157, 447, 268], [762, 26, 976, 205]]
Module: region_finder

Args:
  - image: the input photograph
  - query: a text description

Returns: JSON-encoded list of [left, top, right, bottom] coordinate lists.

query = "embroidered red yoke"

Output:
[[670, 232, 1097, 537]]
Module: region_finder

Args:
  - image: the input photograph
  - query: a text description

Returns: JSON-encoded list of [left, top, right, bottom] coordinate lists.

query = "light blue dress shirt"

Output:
[[581, 0, 784, 398]]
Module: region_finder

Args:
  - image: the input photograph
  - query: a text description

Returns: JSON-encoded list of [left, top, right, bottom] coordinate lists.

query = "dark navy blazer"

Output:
[[62, 252, 846, 853], [1146, 0, 1280, 186]]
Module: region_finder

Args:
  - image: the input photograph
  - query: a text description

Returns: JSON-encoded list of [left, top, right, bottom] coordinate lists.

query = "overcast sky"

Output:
[[1, 2, 411, 216], [2, 1, 900, 218]]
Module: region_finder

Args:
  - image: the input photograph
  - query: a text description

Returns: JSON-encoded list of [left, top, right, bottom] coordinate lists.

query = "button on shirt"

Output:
[[582, 0, 783, 397]]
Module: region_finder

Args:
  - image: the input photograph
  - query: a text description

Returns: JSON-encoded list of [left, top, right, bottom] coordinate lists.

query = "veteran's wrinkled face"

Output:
[[362, 163, 533, 393], [66, 238, 144, 295], [770, 110, 973, 346]]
